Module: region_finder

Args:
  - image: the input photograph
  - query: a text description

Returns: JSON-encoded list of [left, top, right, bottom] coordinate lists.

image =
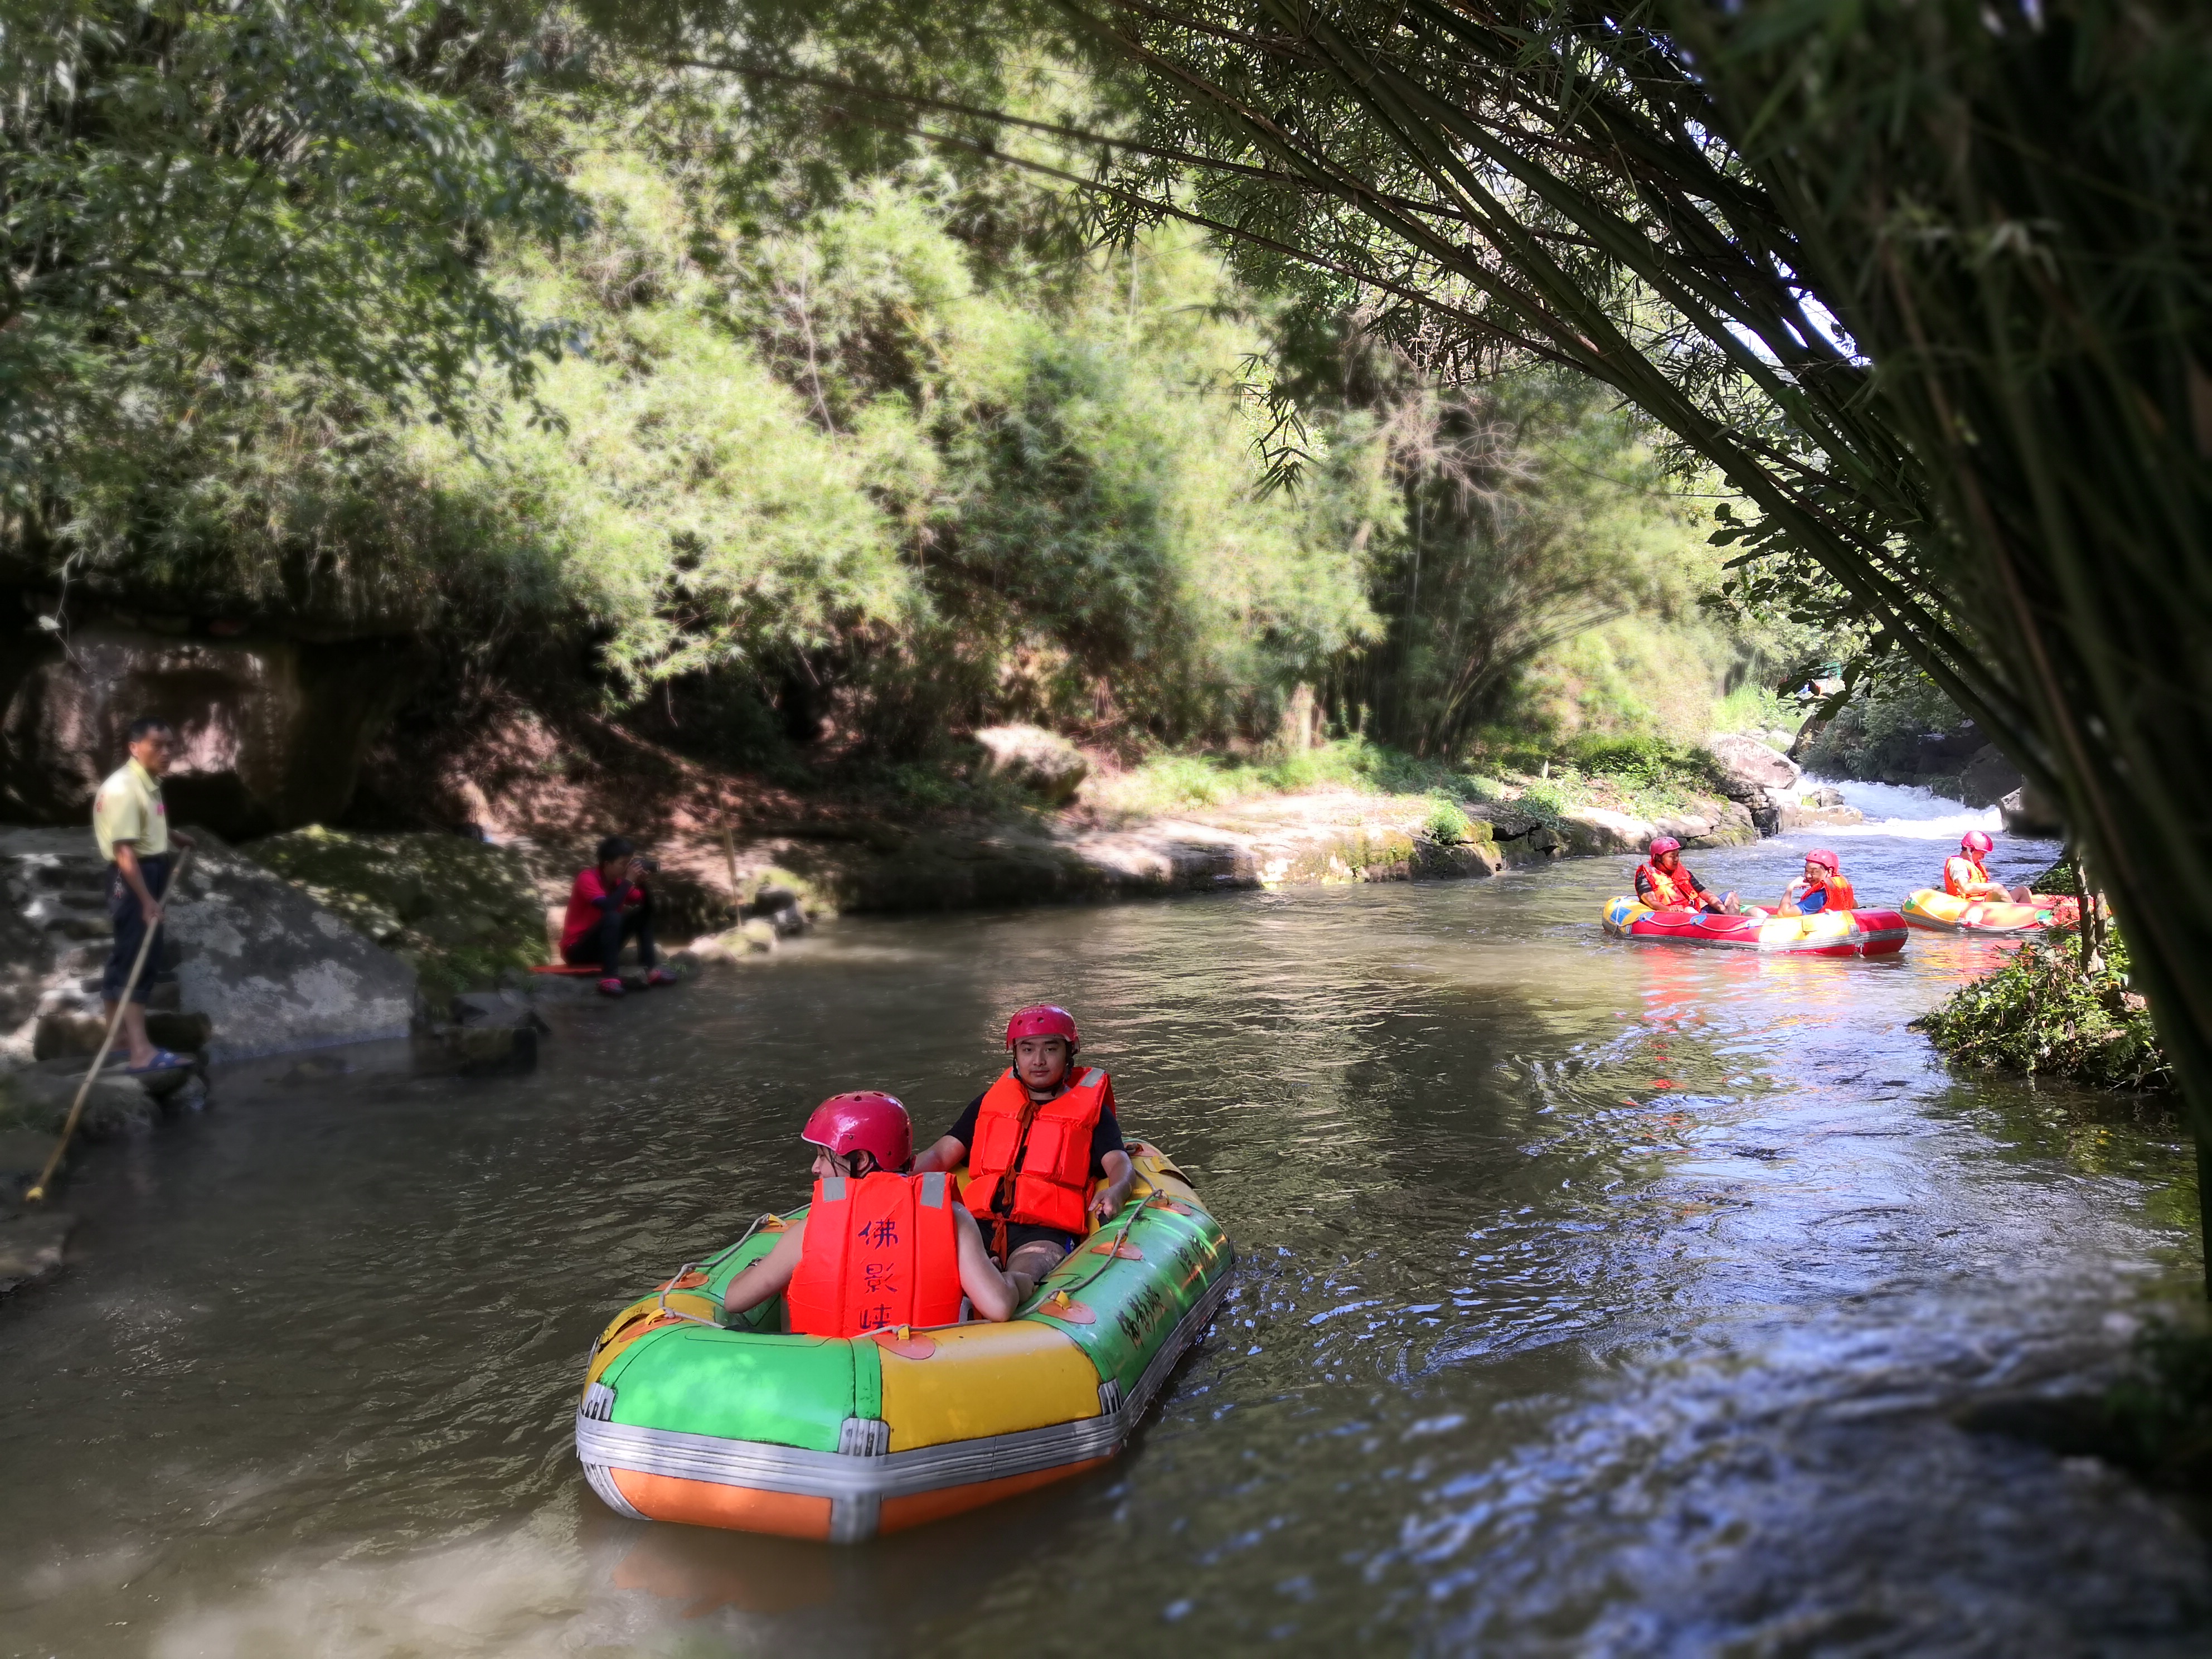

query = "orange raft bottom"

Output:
[[609, 1458, 1113, 1539]]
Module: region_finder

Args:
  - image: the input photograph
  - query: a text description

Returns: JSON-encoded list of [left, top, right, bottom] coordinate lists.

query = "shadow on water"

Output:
[[1, 824, 2206, 1655]]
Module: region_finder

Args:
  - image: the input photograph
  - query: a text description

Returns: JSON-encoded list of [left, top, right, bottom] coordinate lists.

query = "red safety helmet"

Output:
[[1962, 830, 1995, 855], [1005, 1003, 1080, 1051], [1806, 849, 1840, 872], [1647, 836, 1682, 858], [801, 1091, 913, 1174]]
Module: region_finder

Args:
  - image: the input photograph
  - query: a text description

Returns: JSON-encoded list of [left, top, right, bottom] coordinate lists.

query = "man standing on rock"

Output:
[[93, 717, 193, 1072]]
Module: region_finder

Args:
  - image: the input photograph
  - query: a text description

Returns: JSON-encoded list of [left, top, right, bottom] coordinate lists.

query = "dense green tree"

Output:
[[0, 0, 580, 522], [627, 0, 2212, 1259]]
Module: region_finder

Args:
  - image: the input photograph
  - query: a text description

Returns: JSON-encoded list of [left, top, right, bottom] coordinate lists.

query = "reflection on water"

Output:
[[1, 823, 2204, 1656]]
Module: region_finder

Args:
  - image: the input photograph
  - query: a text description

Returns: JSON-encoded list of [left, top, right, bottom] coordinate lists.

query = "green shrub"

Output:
[[1913, 928, 2169, 1092], [1421, 797, 1472, 846]]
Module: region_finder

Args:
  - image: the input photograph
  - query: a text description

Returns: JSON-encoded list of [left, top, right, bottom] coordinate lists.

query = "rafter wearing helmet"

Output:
[[911, 1004, 1137, 1302], [719, 1091, 1019, 1337], [1633, 837, 1740, 915], [1777, 849, 1856, 916], [1943, 831, 2020, 904]]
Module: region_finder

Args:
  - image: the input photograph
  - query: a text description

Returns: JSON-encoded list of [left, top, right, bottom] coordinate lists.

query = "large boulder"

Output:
[[0, 625, 419, 838], [1705, 731, 1802, 801], [1560, 806, 1653, 856], [972, 725, 1090, 806], [2001, 783, 2066, 837], [1960, 744, 2026, 809], [241, 827, 546, 1006]]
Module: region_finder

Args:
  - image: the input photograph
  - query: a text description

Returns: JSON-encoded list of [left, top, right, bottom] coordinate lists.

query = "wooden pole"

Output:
[[26, 846, 193, 1204]]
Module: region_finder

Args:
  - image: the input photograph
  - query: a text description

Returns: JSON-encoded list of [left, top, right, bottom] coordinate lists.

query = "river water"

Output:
[[3, 797, 2205, 1656]]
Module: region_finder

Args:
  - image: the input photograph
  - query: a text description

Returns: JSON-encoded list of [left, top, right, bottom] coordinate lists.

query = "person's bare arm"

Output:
[[1089, 1148, 1135, 1225], [953, 1206, 1017, 1321], [112, 842, 161, 924], [910, 1134, 968, 1176], [721, 1220, 808, 1321]]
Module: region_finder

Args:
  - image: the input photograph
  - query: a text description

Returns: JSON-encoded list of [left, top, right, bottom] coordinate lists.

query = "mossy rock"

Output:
[[244, 827, 547, 1005]]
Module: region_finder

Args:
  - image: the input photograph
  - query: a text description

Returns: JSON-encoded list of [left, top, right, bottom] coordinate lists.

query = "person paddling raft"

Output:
[[912, 1003, 1137, 1302], [720, 1092, 1019, 1336], [1633, 837, 1740, 915]]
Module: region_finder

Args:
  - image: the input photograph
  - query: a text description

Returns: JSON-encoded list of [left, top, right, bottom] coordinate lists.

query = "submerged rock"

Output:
[[0, 1210, 72, 1296]]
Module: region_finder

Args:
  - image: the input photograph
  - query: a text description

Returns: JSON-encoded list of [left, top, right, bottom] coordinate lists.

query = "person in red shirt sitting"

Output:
[[721, 1092, 1018, 1335], [561, 836, 674, 997]]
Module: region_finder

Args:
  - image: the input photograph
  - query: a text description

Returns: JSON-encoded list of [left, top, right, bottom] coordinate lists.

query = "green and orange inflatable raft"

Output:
[[574, 1141, 1231, 1541]]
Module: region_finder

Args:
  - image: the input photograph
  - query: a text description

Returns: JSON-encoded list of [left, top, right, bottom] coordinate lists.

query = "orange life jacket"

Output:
[[962, 1066, 1113, 1240], [1944, 855, 1997, 899], [1635, 860, 1699, 909], [785, 1170, 964, 1338], [1822, 874, 1857, 911]]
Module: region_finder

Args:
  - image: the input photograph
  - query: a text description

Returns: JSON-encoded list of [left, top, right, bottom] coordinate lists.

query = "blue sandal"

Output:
[[125, 1049, 190, 1075]]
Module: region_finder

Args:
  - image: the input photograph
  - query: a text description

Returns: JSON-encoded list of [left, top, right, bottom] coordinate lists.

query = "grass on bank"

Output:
[[1082, 733, 1736, 828]]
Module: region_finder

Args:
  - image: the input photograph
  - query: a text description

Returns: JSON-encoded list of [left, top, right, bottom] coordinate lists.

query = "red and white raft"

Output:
[[1602, 897, 1909, 957]]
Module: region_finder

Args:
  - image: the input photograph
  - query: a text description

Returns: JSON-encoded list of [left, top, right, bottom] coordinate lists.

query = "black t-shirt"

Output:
[[944, 1086, 1125, 1181]]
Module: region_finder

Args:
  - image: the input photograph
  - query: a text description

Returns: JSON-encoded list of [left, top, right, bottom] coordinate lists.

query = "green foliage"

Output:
[[1338, 368, 1728, 755], [1, 0, 581, 507], [1915, 929, 2171, 1094], [1420, 796, 1471, 847], [245, 826, 549, 1006], [1799, 672, 1975, 785], [1713, 682, 1799, 740]]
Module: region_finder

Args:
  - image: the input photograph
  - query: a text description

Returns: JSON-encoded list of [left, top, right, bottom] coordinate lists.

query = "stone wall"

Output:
[[0, 625, 420, 838]]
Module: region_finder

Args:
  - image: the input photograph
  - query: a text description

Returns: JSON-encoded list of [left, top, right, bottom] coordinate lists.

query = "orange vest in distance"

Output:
[[785, 1170, 964, 1338], [962, 1066, 1113, 1238]]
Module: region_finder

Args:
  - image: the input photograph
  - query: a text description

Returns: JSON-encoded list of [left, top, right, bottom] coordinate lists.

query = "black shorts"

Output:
[[103, 854, 171, 1005], [999, 1221, 1079, 1261]]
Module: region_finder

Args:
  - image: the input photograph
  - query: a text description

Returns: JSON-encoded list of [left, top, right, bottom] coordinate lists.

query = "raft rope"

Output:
[[655, 1212, 784, 1329], [1026, 1182, 1173, 1309]]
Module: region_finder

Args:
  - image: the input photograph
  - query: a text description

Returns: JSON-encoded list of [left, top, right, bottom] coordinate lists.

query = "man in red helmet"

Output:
[[911, 1004, 1136, 1300], [1776, 849, 1856, 915], [1633, 837, 1739, 914], [721, 1092, 1018, 1336], [1943, 830, 2024, 902]]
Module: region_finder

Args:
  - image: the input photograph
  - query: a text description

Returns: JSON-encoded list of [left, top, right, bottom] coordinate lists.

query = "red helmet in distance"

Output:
[[801, 1091, 913, 1174], [1005, 1003, 1080, 1052], [1962, 830, 1995, 855], [1806, 849, 1840, 872], [1647, 836, 1682, 858]]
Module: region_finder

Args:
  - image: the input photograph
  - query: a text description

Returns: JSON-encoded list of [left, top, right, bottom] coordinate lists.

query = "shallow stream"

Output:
[[3, 795, 2205, 1656]]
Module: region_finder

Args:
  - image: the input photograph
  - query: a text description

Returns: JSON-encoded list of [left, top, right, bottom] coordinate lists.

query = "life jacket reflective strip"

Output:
[[962, 1066, 1112, 1241], [1635, 861, 1698, 909], [785, 1170, 964, 1338], [1944, 856, 1994, 899]]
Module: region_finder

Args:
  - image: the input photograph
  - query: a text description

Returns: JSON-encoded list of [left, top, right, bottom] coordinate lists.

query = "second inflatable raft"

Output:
[[1603, 898, 1909, 955], [574, 1140, 1230, 1541]]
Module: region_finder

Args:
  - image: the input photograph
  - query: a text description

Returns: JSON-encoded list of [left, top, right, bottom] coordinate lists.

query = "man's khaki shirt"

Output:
[[93, 758, 169, 862]]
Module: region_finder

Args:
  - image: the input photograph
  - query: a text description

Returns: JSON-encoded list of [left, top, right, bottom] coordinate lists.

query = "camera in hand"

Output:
[[632, 854, 661, 874]]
